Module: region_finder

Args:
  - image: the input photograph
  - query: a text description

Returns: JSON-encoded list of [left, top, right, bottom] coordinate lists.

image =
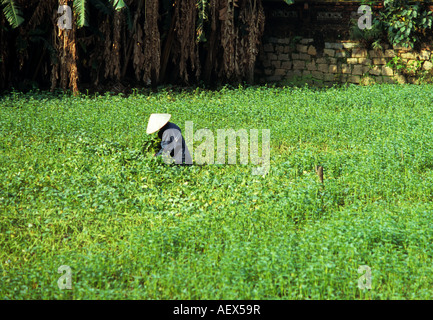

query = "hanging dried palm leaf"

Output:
[[218, 0, 236, 80], [143, 0, 160, 84], [172, 0, 200, 83], [132, 21, 145, 81], [238, 0, 264, 83], [216, 0, 264, 83]]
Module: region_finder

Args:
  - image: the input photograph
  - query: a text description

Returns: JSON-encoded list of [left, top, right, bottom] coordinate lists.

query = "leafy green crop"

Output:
[[2, 84, 433, 299]]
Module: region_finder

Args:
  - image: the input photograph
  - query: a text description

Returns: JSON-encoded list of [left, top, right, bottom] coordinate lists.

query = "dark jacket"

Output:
[[155, 122, 192, 165]]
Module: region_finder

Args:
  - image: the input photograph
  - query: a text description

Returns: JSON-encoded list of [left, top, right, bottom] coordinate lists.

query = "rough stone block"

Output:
[[341, 64, 351, 74], [324, 73, 335, 81], [335, 50, 348, 58], [382, 76, 394, 84], [384, 49, 396, 58], [360, 76, 375, 86], [324, 49, 335, 57], [393, 74, 406, 84], [312, 71, 323, 80], [373, 58, 387, 65], [348, 75, 361, 83], [293, 60, 305, 70], [292, 70, 302, 77], [352, 48, 368, 58], [292, 53, 301, 60], [393, 44, 411, 51], [419, 50, 430, 60], [342, 42, 359, 49], [375, 76, 383, 84], [352, 65, 364, 75], [302, 70, 311, 77], [329, 65, 338, 73], [316, 58, 327, 64], [296, 44, 309, 53], [325, 42, 343, 50], [317, 64, 329, 73], [299, 53, 311, 61], [362, 58, 372, 65], [423, 61, 433, 71], [268, 53, 277, 60], [281, 61, 292, 69], [279, 54, 289, 60], [400, 52, 417, 59], [368, 66, 381, 76], [307, 45, 317, 56], [368, 50, 384, 58], [358, 58, 371, 65], [381, 66, 394, 76], [347, 58, 358, 64], [306, 61, 316, 71], [274, 68, 287, 76]]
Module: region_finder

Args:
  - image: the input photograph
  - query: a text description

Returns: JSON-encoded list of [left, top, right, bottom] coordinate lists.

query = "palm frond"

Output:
[[111, 0, 126, 11], [1, 0, 24, 28], [74, 0, 89, 28]]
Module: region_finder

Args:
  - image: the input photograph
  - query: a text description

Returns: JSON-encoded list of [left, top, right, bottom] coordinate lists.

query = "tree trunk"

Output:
[[52, 0, 79, 95]]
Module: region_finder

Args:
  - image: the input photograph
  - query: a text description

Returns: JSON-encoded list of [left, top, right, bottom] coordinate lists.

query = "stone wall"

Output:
[[255, 37, 433, 86], [257, 1, 433, 86]]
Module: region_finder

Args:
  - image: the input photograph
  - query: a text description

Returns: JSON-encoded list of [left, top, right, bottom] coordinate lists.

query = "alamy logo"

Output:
[[161, 121, 270, 175], [57, 265, 72, 290], [358, 5, 372, 30], [57, 5, 72, 30], [357, 265, 372, 290]]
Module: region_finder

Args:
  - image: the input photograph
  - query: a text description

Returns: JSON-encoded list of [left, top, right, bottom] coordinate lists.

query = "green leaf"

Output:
[[0, 0, 24, 28], [111, 0, 126, 11], [283, 0, 294, 5], [74, 0, 89, 28]]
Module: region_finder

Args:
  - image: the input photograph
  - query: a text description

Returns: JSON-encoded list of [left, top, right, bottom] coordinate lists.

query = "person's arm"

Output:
[[155, 129, 182, 163], [155, 134, 174, 157]]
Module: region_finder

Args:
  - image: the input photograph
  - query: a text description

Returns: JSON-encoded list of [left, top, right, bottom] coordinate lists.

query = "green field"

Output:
[[2, 84, 433, 299]]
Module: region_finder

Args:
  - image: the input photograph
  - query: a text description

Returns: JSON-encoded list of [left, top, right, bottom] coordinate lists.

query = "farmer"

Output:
[[146, 113, 192, 165]]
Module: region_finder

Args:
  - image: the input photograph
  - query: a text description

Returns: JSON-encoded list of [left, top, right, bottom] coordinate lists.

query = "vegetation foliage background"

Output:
[[2, 84, 433, 299]]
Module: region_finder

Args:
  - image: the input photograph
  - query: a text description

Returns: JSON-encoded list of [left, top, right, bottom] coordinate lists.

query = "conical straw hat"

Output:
[[146, 113, 171, 134]]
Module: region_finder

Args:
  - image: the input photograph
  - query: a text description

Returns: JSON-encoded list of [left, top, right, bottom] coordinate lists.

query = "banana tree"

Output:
[[73, 0, 127, 28]]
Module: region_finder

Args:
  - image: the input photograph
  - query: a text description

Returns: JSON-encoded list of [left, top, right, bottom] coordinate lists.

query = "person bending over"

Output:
[[146, 113, 192, 165]]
